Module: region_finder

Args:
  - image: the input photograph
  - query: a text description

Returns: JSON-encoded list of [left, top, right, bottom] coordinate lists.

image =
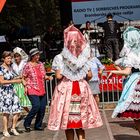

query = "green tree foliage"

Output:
[[0, 0, 61, 35]]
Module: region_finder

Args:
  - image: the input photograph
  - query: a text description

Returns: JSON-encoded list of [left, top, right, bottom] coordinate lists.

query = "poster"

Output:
[[72, 0, 140, 24]]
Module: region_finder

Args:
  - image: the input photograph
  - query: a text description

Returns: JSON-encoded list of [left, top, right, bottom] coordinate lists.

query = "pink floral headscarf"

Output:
[[64, 25, 86, 57]]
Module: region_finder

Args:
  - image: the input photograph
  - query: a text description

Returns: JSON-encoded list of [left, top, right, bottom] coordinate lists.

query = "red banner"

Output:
[[99, 64, 123, 92], [0, 0, 6, 13]]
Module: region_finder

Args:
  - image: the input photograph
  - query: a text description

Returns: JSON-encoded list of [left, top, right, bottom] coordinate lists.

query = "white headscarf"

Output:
[[115, 26, 140, 69], [12, 47, 28, 76]]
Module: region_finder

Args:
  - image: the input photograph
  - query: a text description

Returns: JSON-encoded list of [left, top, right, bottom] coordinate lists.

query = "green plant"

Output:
[[44, 59, 52, 68], [100, 58, 113, 65]]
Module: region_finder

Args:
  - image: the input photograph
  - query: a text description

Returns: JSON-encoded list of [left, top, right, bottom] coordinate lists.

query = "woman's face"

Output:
[[4, 56, 12, 66], [32, 53, 40, 62], [14, 54, 22, 64]]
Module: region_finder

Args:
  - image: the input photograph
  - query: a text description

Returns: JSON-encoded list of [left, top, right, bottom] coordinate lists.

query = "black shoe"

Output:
[[24, 127, 31, 132], [34, 127, 44, 131]]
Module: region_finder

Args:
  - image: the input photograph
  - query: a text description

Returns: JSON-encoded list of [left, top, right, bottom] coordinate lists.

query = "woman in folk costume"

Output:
[[107, 26, 140, 134], [48, 25, 103, 140], [12, 47, 31, 112]]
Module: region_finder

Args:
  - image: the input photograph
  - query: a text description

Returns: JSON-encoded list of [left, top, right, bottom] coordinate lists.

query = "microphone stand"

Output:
[[90, 15, 106, 57], [113, 14, 133, 26]]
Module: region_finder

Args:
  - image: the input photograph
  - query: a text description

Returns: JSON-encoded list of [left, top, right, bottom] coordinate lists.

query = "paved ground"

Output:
[[107, 110, 140, 140], [0, 110, 139, 140]]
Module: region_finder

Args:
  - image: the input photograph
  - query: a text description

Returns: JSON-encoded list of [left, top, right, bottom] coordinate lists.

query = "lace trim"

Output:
[[112, 77, 140, 118], [61, 43, 91, 72], [69, 103, 81, 114], [62, 60, 92, 81], [135, 83, 140, 91], [127, 102, 140, 111], [52, 54, 92, 81], [71, 94, 81, 101], [115, 55, 140, 70], [68, 115, 81, 123]]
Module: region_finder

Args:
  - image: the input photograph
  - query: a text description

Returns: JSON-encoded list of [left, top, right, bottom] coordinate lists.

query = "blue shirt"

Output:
[[90, 57, 105, 81]]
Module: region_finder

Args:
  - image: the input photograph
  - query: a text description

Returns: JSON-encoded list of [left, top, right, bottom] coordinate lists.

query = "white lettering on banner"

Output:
[[119, 5, 140, 10], [100, 77, 123, 85], [72, 0, 140, 24], [74, 8, 86, 12], [96, 6, 119, 11]]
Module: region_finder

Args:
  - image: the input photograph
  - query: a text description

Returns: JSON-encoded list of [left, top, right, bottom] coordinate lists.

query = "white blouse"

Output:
[[52, 43, 92, 81], [12, 60, 27, 76]]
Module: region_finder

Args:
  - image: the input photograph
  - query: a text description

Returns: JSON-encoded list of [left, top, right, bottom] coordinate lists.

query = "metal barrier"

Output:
[[45, 70, 123, 110], [100, 70, 123, 109], [45, 73, 57, 107]]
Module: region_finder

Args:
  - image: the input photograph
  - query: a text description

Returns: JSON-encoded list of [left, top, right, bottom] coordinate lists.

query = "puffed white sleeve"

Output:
[[52, 54, 64, 71]]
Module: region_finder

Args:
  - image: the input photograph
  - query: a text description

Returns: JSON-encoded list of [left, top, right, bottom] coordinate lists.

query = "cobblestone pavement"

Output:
[[0, 110, 139, 140]]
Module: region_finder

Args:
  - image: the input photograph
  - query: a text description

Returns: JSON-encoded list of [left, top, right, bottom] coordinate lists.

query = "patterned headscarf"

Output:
[[64, 25, 86, 57], [57, 25, 91, 80]]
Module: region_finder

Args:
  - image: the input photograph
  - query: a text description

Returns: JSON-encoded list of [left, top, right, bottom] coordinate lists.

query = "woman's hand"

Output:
[[14, 78, 22, 83], [21, 79, 26, 86], [0, 76, 22, 84], [107, 71, 113, 79], [107, 67, 132, 79], [99, 69, 104, 75], [86, 70, 92, 81], [24, 86, 28, 95], [14, 76, 22, 79], [48, 76, 53, 80], [45, 75, 53, 80], [55, 70, 63, 80]]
